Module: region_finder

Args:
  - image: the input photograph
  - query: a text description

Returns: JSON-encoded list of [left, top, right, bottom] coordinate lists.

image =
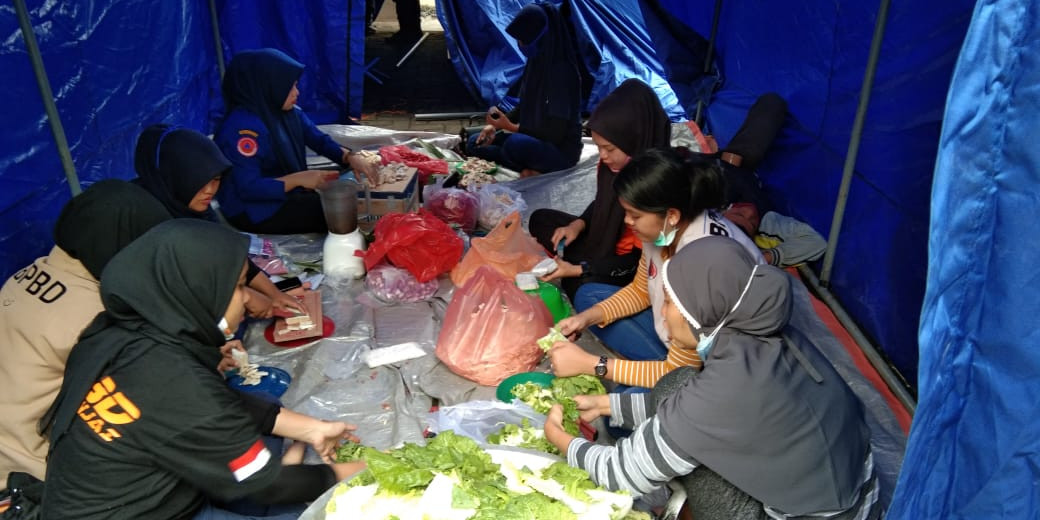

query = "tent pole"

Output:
[[208, 0, 226, 79], [820, 0, 891, 286], [14, 0, 81, 196], [694, 0, 723, 126], [799, 265, 916, 413]]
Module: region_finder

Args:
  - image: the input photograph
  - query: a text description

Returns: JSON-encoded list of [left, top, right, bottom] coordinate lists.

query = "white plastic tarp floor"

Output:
[[240, 125, 905, 513]]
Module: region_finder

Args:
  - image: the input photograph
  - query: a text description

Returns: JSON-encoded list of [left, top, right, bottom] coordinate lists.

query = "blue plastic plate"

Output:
[[227, 366, 292, 399]]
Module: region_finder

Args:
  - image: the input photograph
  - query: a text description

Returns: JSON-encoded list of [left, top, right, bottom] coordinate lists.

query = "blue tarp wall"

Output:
[[889, 0, 1040, 517], [0, 0, 365, 281], [438, 0, 976, 388]]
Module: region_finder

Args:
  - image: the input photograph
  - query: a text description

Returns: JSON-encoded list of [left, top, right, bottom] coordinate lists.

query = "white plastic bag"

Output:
[[471, 183, 526, 231], [427, 400, 545, 443]]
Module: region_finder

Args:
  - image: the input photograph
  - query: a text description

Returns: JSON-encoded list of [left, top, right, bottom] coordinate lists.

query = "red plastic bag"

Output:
[[379, 145, 449, 186], [436, 267, 553, 386], [423, 183, 479, 233], [451, 211, 544, 287], [363, 211, 463, 282]]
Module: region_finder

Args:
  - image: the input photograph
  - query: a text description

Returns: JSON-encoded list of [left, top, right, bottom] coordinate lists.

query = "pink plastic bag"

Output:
[[435, 267, 553, 386], [363, 211, 463, 283], [423, 183, 479, 233], [379, 145, 449, 186], [451, 211, 544, 287]]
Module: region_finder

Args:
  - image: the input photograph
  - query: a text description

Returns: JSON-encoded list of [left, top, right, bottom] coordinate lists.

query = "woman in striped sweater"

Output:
[[548, 149, 763, 389], [544, 237, 880, 519]]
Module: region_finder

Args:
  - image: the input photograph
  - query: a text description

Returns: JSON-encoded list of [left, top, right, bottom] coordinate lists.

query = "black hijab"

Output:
[[42, 219, 249, 448], [134, 124, 231, 220], [222, 48, 307, 174], [53, 179, 171, 279], [581, 79, 671, 260], [657, 237, 870, 514], [506, 2, 582, 136]]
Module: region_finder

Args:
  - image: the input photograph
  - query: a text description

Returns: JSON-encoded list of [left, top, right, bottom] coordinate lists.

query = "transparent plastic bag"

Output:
[[471, 183, 526, 231], [423, 182, 479, 233], [427, 400, 545, 443], [365, 263, 439, 303]]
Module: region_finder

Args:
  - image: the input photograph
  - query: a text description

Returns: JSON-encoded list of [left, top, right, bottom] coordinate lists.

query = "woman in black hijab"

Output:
[[543, 237, 880, 519], [465, 1, 583, 176], [529, 78, 671, 301], [41, 220, 365, 519], [134, 124, 307, 320]]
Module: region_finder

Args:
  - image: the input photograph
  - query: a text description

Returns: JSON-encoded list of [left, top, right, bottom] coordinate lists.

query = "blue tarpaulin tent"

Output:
[[3, 0, 1038, 514]]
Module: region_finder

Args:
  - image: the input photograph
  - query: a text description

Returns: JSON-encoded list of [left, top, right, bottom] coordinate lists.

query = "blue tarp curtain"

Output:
[[0, 0, 364, 280], [888, 0, 1040, 516]]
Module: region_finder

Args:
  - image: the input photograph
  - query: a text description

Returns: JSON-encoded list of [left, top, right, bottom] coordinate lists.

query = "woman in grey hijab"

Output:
[[544, 236, 880, 519]]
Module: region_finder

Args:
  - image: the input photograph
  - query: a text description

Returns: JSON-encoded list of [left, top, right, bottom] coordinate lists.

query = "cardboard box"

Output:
[[357, 169, 420, 232]]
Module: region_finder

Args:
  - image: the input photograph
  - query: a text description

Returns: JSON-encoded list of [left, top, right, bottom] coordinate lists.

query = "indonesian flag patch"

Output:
[[236, 136, 258, 157], [228, 439, 271, 481]]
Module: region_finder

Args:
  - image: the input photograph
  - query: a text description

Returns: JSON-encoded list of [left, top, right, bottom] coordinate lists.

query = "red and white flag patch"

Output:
[[228, 439, 271, 481], [237, 136, 258, 157]]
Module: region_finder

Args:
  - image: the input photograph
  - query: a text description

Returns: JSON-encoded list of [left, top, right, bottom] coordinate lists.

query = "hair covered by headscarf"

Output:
[[655, 236, 872, 515], [134, 124, 231, 220], [53, 179, 171, 279], [506, 3, 549, 44], [222, 48, 308, 173], [43, 219, 250, 448]]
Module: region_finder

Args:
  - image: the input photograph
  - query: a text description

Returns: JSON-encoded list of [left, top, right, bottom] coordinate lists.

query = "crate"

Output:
[[356, 169, 420, 232]]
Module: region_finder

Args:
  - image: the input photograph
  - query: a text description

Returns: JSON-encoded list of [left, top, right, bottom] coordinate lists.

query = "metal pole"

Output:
[[799, 265, 916, 414], [14, 0, 81, 196], [208, 0, 226, 79], [694, 0, 723, 126], [820, 0, 891, 285]]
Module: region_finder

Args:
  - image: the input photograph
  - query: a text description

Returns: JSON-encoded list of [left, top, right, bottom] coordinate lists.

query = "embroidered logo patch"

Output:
[[236, 136, 258, 157], [648, 259, 658, 279], [228, 439, 271, 481]]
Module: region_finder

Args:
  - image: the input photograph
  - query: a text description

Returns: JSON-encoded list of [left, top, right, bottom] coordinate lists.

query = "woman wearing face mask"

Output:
[[134, 124, 307, 321], [544, 237, 880, 519], [40, 220, 366, 519], [215, 48, 377, 234], [549, 149, 763, 388], [528, 79, 670, 302], [465, 1, 583, 177]]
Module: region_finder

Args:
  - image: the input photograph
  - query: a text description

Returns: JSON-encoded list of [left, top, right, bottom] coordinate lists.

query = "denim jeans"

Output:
[[465, 131, 573, 173], [192, 502, 305, 520], [574, 283, 668, 361]]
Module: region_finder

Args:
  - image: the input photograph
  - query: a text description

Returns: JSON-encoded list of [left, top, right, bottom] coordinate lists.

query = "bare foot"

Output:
[[520, 168, 541, 178], [282, 440, 306, 465]]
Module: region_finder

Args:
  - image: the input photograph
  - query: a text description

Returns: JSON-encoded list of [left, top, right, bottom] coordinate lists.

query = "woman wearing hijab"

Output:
[[465, 1, 583, 177], [40, 220, 367, 519], [544, 237, 880, 519], [134, 124, 307, 320], [528, 78, 671, 302], [215, 48, 377, 234], [549, 149, 762, 386], [0, 180, 170, 481]]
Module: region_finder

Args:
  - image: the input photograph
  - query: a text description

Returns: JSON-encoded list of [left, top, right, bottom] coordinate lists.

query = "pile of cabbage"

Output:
[[327, 431, 648, 520]]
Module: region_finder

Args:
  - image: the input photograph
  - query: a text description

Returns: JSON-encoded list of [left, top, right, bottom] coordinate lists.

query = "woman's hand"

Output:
[[304, 421, 361, 463], [280, 170, 339, 191], [216, 340, 245, 373], [548, 341, 597, 377], [475, 124, 496, 146], [550, 221, 585, 254], [574, 394, 611, 422], [540, 258, 581, 282], [243, 287, 273, 319], [556, 308, 600, 338], [346, 150, 379, 186], [270, 290, 307, 316], [544, 404, 575, 454]]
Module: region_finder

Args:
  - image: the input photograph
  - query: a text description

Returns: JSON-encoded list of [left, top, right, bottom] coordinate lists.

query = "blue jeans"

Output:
[[466, 131, 573, 173], [574, 283, 668, 361]]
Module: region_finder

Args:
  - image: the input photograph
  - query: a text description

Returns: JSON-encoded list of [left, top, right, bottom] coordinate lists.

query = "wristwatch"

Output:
[[579, 261, 590, 277], [594, 356, 608, 378]]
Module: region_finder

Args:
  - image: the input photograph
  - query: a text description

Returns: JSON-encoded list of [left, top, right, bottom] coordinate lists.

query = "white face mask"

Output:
[[217, 317, 235, 341], [690, 265, 759, 360]]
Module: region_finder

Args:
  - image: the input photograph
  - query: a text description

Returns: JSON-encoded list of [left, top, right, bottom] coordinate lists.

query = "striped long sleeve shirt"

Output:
[[566, 393, 880, 519], [592, 255, 702, 387]]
